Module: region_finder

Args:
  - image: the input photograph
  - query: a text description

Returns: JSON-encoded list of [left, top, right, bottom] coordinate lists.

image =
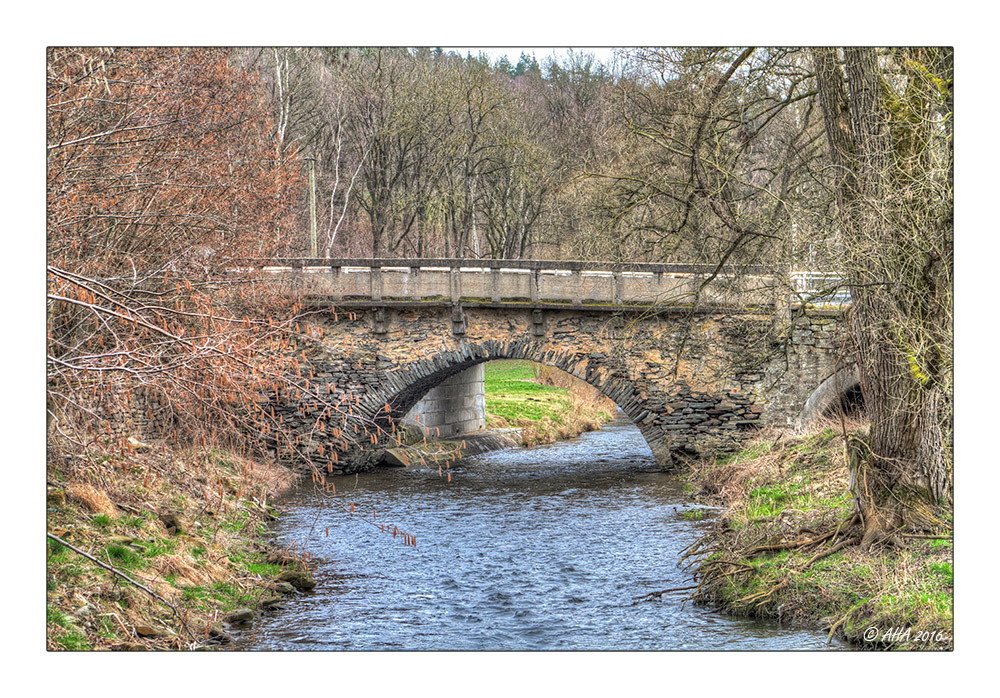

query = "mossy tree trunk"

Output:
[[814, 47, 952, 545]]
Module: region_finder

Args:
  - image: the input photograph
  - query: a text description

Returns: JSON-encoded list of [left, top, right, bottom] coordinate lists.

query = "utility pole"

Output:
[[306, 157, 317, 257]]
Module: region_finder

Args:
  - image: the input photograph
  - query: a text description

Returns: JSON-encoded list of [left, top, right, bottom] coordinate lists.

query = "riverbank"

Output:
[[483, 360, 617, 446], [682, 424, 953, 650], [46, 441, 311, 650]]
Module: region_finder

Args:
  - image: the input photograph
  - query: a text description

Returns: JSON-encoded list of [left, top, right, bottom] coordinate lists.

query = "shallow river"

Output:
[[241, 415, 846, 650]]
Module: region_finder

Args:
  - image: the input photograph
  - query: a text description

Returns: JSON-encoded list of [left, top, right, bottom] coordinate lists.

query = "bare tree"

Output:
[[813, 47, 952, 543], [47, 47, 367, 473]]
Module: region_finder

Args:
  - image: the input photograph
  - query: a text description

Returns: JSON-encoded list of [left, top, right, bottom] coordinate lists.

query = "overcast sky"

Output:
[[444, 47, 620, 68]]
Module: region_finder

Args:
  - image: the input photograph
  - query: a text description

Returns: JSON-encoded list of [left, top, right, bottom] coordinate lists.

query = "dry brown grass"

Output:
[[65, 483, 119, 517], [692, 418, 868, 515], [47, 433, 303, 651], [152, 553, 220, 587], [534, 363, 618, 414]]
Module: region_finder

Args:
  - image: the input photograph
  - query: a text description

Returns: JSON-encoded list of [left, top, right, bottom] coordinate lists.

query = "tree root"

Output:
[[737, 574, 789, 607], [827, 610, 851, 644], [746, 531, 836, 555], [677, 493, 951, 631], [630, 585, 700, 605], [801, 535, 856, 569], [746, 512, 861, 557], [681, 512, 868, 613]]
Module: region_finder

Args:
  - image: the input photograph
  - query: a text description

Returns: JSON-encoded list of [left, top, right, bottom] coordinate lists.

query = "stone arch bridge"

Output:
[[256, 259, 851, 473]]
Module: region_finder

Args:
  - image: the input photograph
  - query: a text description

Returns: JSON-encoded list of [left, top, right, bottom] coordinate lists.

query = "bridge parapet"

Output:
[[251, 258, 786, 311]]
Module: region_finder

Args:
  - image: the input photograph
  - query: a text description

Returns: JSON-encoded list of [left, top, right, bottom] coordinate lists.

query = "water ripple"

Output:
[[241, 416, 846, 651]]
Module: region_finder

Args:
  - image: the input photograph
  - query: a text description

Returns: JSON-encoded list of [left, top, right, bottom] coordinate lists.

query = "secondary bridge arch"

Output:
[[799, 365, 863, 427]]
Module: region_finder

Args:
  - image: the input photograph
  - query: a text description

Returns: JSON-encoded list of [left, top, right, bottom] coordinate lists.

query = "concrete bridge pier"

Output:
[[401, 364, 486, 439]]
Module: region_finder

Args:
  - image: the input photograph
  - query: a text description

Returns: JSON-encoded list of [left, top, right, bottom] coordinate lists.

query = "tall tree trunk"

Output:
[[371, 209, 386, 257], [814, 47, 952, 545]]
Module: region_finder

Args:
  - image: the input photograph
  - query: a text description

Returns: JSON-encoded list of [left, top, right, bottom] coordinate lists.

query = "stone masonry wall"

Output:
[[253, 305, 847, 475], [760, 312, 850, 428]]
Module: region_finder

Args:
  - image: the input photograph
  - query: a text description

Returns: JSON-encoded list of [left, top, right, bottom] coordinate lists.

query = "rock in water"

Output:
[[225, 608, 254, 625], [276, 569, 317, 590]]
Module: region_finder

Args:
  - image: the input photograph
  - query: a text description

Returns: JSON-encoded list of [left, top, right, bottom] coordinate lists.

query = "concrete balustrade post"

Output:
[[491, 267, 501, 303], [408, 266, 419, 301], [450, 266, 461, 304]]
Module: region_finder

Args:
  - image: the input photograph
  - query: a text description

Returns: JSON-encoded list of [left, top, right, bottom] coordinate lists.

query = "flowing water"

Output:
[[240, 415, 846, 650]]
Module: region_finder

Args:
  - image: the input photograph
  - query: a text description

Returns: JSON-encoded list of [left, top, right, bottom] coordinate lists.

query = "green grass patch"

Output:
[[741, 480, 852, 520], [181, 585, 211, 604], [227, 547, 283, 578], [221, 509, 252, 534], [47, 605, 71, 629], [245, 562, 284, 577], [484, 359, 536, 383], [137, 537, 178, 558], [484, 360, 571, 424], [48, 537, 69, 560], [105, 544, 143, 568], [180, 581, 260, 612], [928, 561, 953, 585], [745, 483, 799, 518], [481, 360, 616, 442], [120, 514, 150, 529], [55, 632, 91, 651]]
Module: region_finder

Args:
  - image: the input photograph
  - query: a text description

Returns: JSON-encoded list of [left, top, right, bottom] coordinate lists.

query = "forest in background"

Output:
[[232, 47, 849, 272]]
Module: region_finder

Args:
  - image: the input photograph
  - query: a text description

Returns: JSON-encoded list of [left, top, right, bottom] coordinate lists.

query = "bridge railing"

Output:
[[245, 258, 789, 309], [790, 271, 851, 307], [236, 259, 848, 311]]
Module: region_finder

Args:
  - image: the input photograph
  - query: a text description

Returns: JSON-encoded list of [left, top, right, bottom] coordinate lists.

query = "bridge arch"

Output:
[[799, 365, 863, 427], [359, 338, 673, 465]]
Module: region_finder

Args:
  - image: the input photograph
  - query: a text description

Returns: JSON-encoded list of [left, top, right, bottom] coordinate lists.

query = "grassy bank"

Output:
[[682, 424, 953, 650], [483, 360, 617, 446], [46, 442, 312, 650]]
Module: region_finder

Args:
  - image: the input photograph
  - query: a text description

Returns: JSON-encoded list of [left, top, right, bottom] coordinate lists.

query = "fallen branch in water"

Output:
[[631, 584, 700, 605]]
